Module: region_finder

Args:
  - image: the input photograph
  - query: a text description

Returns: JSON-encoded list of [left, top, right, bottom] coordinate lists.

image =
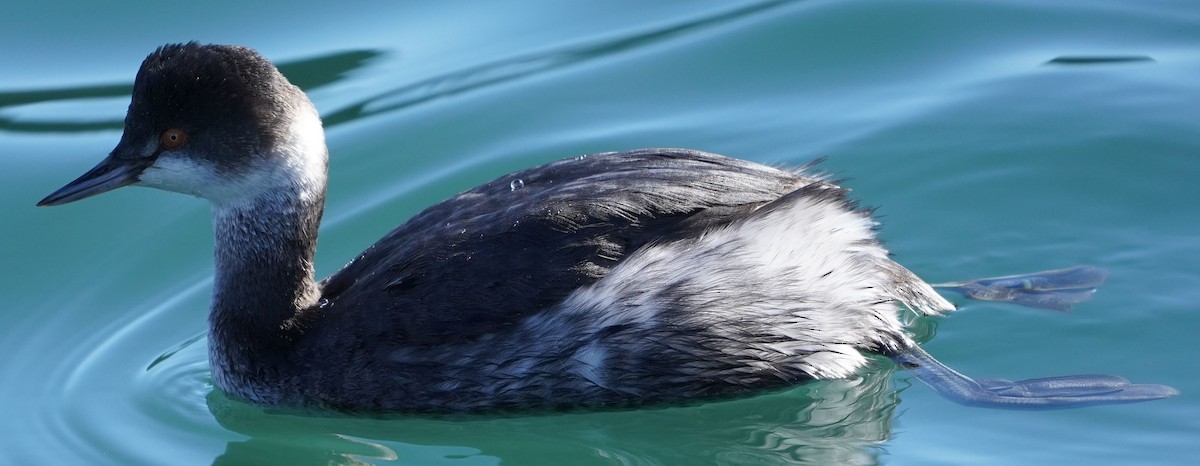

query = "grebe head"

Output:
[[38, 42, 326, 208]]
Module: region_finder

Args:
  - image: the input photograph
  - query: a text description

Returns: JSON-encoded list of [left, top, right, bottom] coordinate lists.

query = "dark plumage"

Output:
[[321, 149, 809, 346]]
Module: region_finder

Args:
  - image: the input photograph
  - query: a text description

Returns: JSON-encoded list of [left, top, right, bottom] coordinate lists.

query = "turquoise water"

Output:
[[2, 0, 1198, 464]]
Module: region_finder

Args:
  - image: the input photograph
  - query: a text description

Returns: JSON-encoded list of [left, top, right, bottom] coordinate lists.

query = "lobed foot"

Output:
[[891, 345, 1178, 409], [932, 265, 1108, 311]]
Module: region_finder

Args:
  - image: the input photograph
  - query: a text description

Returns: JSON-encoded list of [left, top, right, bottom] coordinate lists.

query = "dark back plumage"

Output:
[[318, 149, 814, 345]]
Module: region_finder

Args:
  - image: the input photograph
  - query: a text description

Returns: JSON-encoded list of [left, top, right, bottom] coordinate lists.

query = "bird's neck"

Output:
[[210, 187, 325, 338], [207, 187, 324, 401], [206, 108, 329, 400]]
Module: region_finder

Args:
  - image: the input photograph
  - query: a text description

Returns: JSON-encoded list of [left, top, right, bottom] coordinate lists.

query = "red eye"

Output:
[[161, 128, 188, 149]]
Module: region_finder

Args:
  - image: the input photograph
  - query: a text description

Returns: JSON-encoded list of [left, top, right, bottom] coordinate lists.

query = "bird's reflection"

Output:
[[208, 351, 920, 466]]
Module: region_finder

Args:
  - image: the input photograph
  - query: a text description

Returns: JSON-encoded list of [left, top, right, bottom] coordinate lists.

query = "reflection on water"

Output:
[[0, 0, 790, 134], [206, 362, 903, 465], [320, 1, 791, 127], [0, 49, 381, 133], [1043, 55, 1155, 66]]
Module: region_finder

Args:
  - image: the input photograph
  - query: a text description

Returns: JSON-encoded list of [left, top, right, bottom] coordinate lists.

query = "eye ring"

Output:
[[160, 128, 188, 149]]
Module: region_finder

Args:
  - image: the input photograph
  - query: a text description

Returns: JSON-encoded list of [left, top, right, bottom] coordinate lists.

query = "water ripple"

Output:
[[136, 332, 212, 422], [40, 277, 224, 464], [321, 0, 797, 127], [0, 49, 380, 134]]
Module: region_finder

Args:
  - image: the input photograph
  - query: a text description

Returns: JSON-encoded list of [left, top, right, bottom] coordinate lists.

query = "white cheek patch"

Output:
[[279, 105, 328, 205], [135, 106, 327, 208], [137, 154, 226, 199], [138, 153, 281, 205]]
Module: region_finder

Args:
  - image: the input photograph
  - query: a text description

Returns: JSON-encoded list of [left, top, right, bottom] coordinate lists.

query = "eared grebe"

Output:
[[39, 43, 1176, 412]]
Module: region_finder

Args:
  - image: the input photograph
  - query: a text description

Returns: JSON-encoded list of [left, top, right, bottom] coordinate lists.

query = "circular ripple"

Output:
[[42, 278, 234, 464]]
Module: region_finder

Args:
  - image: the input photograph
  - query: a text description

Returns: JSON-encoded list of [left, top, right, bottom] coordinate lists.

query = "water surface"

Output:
[[2, 1, 1197, 464]]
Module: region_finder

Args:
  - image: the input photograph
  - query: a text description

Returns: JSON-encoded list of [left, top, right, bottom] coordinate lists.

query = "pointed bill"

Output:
[[37, 155, 152, 206]]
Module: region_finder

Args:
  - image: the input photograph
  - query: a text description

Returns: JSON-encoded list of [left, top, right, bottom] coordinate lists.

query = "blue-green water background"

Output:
[[2, 1, 1197, 464]]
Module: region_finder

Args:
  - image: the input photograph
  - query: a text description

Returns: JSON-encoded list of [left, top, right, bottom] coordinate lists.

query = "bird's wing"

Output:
[[316, 149, 814, 345]]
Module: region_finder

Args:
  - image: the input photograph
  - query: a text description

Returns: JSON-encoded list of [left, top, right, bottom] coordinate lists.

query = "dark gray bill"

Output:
[[37, 156, 151, 206]]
